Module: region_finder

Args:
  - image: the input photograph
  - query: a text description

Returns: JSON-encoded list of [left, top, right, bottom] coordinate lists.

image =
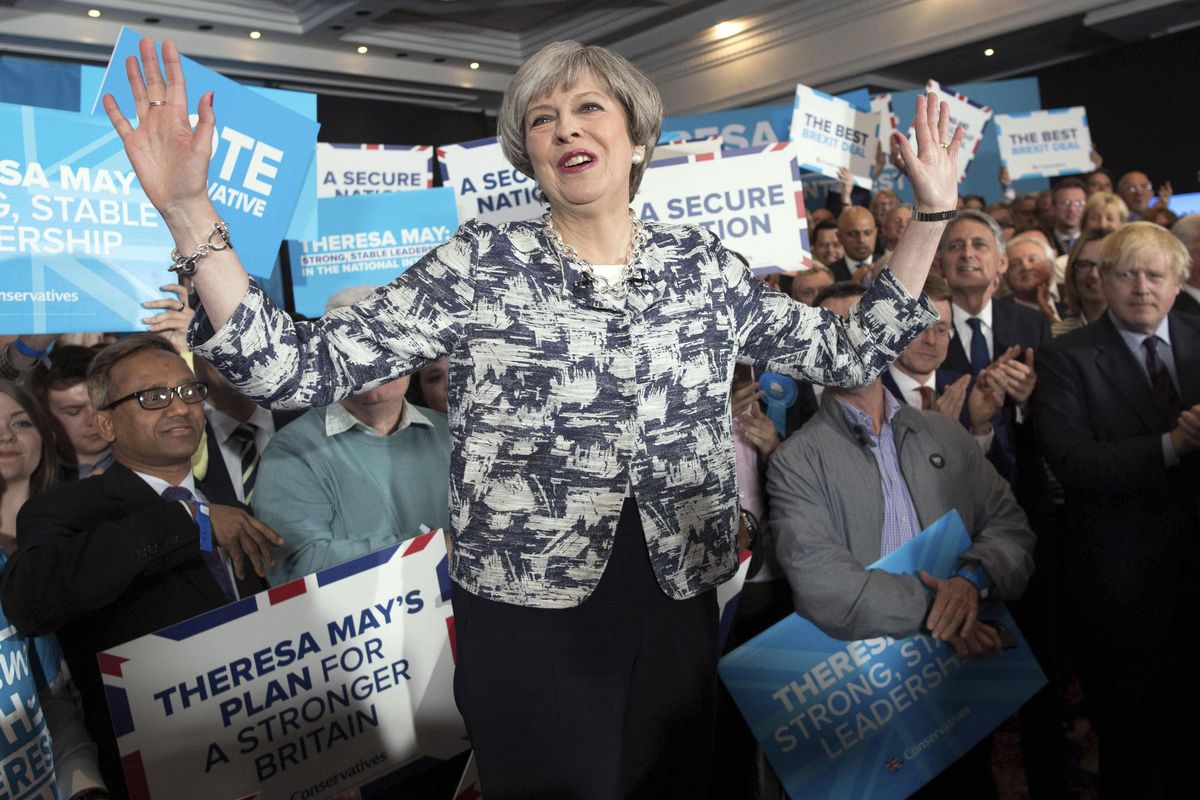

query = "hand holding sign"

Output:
[[892, 93, 963, 212], [206, 503, 283, 579], [102, 39, 215, 230]]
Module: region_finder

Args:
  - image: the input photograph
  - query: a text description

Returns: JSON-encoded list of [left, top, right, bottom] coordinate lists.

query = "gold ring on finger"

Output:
[[148, 99, 167, 107], [939, 142, 951, 149]]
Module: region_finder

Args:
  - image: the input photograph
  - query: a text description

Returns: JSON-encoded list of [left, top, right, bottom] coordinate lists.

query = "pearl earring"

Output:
[[632, 152, 644, 165]]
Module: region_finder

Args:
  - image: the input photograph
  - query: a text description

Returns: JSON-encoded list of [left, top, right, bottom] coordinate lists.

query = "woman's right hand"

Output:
[[101, 38, 216, 224]]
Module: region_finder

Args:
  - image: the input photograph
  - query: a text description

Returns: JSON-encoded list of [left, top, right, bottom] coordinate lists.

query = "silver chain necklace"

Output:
[[543, 210, 648, 299]]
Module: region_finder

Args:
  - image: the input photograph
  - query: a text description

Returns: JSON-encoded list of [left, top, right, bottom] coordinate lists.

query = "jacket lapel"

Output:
[[1170, 312, 1200, 406], [1093, 316, 1158, 431]]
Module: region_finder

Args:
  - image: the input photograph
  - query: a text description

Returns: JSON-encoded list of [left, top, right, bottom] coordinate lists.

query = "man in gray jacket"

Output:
[[768, 283, 1035, 657]]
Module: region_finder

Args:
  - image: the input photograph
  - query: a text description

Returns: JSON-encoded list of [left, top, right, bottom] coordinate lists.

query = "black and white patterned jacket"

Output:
[[190, 219, 936, 607]]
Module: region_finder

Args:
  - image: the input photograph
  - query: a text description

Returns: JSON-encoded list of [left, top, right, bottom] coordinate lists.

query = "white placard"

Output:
[[635, 142, 809, 274], [438, 137, 542, 225], [100, 533, 465, 799], [872, 93, 897, 155], [790, 84, 878, 189], [908, 80, 993, 181], [316, 143, 434, 198], [653, 136, 723, 163], [994, 107, 1093, 180]]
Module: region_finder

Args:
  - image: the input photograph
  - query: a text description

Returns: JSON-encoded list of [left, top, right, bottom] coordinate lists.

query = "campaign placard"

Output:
[[790, 85, 878, 189], [872, 94, 897, 155], [907, 81, 993, 182], [994, 107, 1092, 180], [438, 137, 542, 225], [0, 102, 183, 335], [92, 27, 320, 278], [0, 621, 69, 800], [719, 511, 1046, 799], [652, 136, 722, 163], [287, 187, 457, 318], [635, 142, 809, 274], [99, 532, 466, 800], [316, 143, 434, 198], [660, 103, 792, 150]]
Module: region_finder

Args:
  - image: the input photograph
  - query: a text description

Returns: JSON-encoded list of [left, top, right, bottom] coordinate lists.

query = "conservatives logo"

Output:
[[885, 757, 904, 773]]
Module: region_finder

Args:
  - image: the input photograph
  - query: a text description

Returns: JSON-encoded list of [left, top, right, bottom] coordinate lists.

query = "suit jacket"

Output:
[[1173, 288, 1200, 317], [201, 408, 304, 505], [1, 464, 253, 797], [827, 256, 855, 283], [944, 299, 1051, 490], [767, 395, 1035, 641], [1034, 312, 1200, 652]]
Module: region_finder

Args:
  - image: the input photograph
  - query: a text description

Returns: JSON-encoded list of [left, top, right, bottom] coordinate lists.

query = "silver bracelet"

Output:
[[169, 220, 232, 277]]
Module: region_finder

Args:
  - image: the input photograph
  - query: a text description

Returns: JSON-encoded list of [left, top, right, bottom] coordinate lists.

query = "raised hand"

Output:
[[141, 282, 194, 353], [101, 38, 216, 225], [892, 93, 964, 212]]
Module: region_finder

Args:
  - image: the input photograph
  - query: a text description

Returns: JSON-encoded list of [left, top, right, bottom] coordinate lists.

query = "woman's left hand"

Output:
[[142, 282, 194, 353], [892, 93, 963, 212]]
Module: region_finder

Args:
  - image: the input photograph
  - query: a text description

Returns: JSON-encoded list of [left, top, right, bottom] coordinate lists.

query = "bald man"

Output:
[[828, 206, 877, 282]]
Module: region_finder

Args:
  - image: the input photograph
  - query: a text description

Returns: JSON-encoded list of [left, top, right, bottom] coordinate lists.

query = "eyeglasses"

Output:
[[1122, 183, 1152, 193], [1055, 200, 1086, 208], [102, 381, 208, 411]]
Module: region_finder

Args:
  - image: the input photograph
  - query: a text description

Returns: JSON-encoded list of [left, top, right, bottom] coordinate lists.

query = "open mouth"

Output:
[[558, 150, 596, 171]]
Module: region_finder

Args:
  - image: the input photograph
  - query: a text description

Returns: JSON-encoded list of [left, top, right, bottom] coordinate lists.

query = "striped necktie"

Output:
[[231, 423, 259, 504]]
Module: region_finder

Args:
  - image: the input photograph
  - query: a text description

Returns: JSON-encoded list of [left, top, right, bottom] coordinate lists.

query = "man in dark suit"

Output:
[[941, 210, 1050, 484], [827, 206, 877, 282], [1, 334, 283, 799], [1040, 178, 1087, 257], [192, 355, 302, 506], [1036, 223, 1200, 798], [1170, 214, 1200, 316], [940, 209, 1066, 796]]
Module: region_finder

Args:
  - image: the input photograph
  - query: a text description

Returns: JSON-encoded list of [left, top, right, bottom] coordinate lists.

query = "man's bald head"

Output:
[[1117, 171, 1153, 215], [837, 206, 877, 262]]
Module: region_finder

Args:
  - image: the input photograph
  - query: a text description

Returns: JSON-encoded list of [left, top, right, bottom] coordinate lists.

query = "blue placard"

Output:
[[287, 187, 458, 317], [719, 511, 1046, 799], [0, 102, 185, 334], [91, 27, 319, 279]]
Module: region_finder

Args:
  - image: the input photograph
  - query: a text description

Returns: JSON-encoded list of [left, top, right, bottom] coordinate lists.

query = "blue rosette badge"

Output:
[[758, 372, 798, 438]]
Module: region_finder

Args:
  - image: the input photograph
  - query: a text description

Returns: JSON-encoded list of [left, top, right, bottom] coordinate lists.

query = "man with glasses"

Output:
[[882, 276, 1004, 453], [1, 333, 284, 798], [1117, 170, 1156, 220], [1042, 178, 1087, 257], [1036, 222, 1200, 797]]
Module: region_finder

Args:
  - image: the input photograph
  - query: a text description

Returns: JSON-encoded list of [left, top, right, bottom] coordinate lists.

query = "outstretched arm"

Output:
[[887, 93, 964, 298], [102, 38, 249, 329]]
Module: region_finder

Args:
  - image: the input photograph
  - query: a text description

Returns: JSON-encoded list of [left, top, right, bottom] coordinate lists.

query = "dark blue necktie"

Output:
[[161, 485, 236, 602], [965, 317, 990, 375], [1144, 336, 1182, 431]]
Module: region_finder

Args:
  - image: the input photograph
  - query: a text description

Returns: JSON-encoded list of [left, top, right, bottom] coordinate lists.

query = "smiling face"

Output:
[[523, 71, 641, 216], [812, 227, 844, 266], [1085, 205, 1125, 234], [0, 392, 43, 487], [1072, 239, 1106, 310], [1005, 240, 1052, 300], [95, 349, 204, 476], [942, 218, 1007, 301]]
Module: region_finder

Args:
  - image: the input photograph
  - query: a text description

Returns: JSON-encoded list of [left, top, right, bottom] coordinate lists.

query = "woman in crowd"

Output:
[[103, 36, 962, 797], [1082, 191, 1129, 235], [1053, 229, 1110, 337], [0, 379, 107, 799]]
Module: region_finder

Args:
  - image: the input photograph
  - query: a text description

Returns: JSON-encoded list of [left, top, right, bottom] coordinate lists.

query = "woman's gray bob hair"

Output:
[[497, 41, 664, 202]]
